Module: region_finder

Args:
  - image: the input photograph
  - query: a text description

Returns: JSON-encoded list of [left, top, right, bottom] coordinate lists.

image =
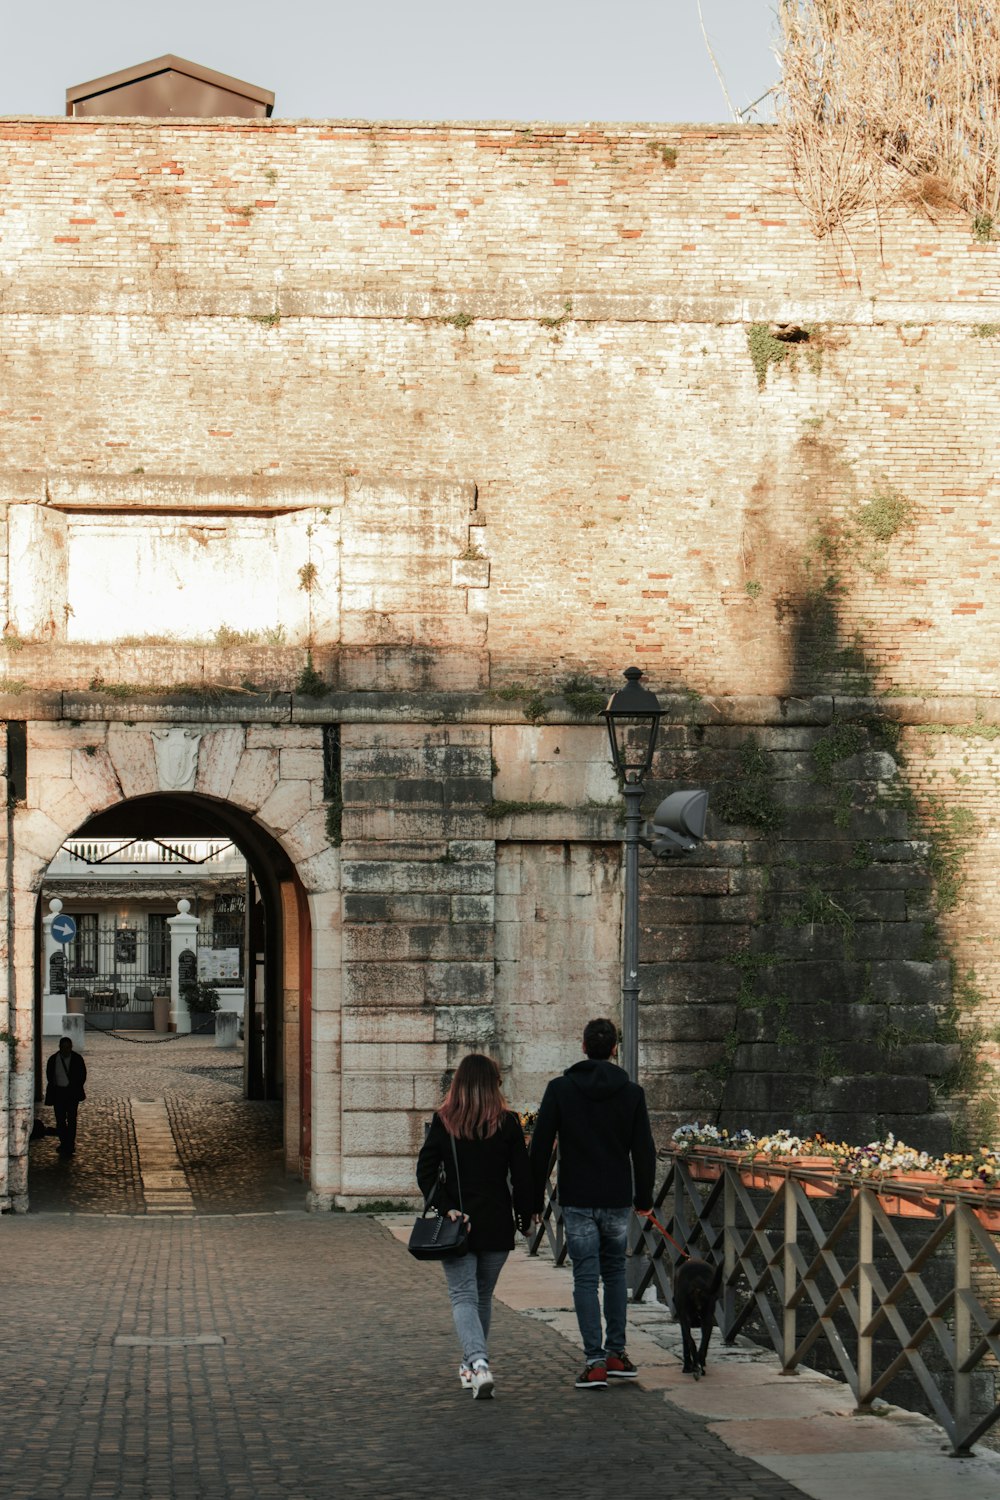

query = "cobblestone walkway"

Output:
[[28, 1035, 306, 1216], [0, 1214, 812, 1500]]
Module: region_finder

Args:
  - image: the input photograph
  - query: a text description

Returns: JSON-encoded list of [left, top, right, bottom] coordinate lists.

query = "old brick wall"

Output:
[[2, 119, 1000, 696], [2, 119, 1000, 1207]]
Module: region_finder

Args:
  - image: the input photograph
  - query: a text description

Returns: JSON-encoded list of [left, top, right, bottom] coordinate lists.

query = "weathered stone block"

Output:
[[426, 962, 492, 1005], [433, 1006, 498, 1046], [343, 963, 428, 1006], [451, 894, 495, 924], [869, 960, 951, 1005]]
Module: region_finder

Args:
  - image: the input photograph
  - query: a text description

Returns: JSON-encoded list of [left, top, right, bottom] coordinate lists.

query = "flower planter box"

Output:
[[875, 1191, 940, 1220], [682, 1156, 724, 1182], [739, 1164, 788, 1193], [952, 1183, 1000, 1232], [677, 1147, 746, 1183], [789, 1157, 839, 1198]]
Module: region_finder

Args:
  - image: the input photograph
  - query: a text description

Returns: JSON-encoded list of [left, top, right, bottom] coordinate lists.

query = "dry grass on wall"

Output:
[[777, 1, 1000, 242]]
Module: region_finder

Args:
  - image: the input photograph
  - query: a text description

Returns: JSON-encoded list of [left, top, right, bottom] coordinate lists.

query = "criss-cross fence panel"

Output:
[[531, 1148, 1000, 1455]]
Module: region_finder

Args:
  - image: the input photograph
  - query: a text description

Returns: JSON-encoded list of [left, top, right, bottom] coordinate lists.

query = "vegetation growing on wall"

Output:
[[295, 653, 329, 698], [491, 683, 548, 723], [712, 738, 783, 832]]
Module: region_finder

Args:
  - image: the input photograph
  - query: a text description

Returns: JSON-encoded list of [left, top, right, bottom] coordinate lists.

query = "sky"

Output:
[[2, 0, 782, 123]]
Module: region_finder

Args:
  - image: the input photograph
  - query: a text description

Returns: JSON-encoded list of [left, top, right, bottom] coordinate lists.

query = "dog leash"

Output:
[[636, 1207, 691, 1260]]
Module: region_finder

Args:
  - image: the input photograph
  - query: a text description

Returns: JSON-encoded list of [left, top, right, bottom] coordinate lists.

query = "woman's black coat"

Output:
[[416, 1111, 533, 1254]]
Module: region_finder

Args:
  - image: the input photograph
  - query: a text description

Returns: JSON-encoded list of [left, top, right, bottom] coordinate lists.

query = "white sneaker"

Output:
[[459, 1366, 473, 1390], [471, 1363, 494, 1400]]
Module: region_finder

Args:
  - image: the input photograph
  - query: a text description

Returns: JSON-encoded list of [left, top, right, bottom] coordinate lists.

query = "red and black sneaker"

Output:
[[606, 1351, 638, 1380], [575, 1362, 608, 1389]]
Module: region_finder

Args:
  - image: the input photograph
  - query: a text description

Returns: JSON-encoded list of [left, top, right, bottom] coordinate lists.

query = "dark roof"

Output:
[[66, 54, 274, 118]]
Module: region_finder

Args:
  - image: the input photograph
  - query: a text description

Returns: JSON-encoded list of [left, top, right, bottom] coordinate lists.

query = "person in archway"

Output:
[[44, 1036, 87, 1157]]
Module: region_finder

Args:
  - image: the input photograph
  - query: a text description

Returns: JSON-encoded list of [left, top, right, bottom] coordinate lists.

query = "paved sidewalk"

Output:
[[433, 1224, 1000, 1500], [1, 1212, 815, 1500]]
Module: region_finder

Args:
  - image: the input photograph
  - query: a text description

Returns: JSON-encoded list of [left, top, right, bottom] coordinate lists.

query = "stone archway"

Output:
[[3, 717, 341, 1213]]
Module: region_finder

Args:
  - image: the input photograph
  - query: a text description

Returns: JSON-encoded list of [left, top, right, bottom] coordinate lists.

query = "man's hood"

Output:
[[563, 1058, 630, 1100]]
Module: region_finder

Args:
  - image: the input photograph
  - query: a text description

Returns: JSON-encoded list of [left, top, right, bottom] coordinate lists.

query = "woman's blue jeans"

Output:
[[562, 1206, 630, 1363], [442, 1249, 509, 1367]]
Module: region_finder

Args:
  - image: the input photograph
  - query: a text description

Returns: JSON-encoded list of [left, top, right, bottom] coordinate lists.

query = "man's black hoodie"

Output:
[[529, 1057, 656, 1213]]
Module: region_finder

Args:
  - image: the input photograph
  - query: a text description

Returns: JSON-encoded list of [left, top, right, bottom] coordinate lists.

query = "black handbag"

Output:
[[409, 1133, 470, 1260]]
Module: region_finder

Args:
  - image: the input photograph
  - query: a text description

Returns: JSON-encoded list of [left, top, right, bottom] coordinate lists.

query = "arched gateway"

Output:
[[2, 718, 340, 1213]]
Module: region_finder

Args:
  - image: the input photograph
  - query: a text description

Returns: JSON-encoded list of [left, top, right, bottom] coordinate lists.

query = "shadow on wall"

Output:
[[637, 442, 985, 1154]]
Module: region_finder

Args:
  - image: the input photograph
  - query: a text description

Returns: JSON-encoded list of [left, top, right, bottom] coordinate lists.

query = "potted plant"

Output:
[[181, 978, 220, 1035]]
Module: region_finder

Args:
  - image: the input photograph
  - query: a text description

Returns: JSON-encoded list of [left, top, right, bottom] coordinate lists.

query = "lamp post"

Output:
[[603, 667, 665, 1082]]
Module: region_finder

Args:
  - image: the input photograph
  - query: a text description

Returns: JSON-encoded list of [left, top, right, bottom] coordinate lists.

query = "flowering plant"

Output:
[[941, 1147, 1000, 1185], [669, 1124, 1000, 1190], [670, 1123, 755, 1153], [836, 1133, 936, 1181], [518, 1110, 538, 1134]]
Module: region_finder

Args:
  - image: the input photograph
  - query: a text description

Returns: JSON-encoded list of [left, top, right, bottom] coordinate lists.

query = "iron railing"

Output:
[[530, 1149, 1000, 1456]]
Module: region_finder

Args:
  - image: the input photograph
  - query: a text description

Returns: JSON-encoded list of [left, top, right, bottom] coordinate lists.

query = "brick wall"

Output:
[[1, 118, 999, 1199]]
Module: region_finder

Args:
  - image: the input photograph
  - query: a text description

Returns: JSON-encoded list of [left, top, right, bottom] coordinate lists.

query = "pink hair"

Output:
[[438, 1054, 507, 1140]]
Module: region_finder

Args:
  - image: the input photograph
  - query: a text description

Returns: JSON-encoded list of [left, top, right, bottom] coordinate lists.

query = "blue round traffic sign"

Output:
[[51, 914, 77, 945]]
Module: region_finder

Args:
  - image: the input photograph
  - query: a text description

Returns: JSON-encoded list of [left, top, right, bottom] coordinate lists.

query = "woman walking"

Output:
[[416, 1054, 533, 1399]]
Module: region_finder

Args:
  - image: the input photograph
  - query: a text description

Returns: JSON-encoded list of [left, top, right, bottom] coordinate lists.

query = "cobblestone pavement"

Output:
[[29, 1035, 305, 1216], [0, 1213, 812, 1500]]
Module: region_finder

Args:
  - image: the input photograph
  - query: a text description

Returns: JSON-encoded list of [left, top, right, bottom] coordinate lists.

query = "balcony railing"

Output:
[[531, 1148, 1000, 1456]]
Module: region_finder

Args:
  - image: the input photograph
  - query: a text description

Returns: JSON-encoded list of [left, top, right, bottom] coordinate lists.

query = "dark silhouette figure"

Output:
[[44, 1037, 87, 1157], [673, 1257, 723, 1379]]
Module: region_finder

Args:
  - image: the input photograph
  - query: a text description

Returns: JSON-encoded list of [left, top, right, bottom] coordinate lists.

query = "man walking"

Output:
[[529, 1017, 656, 1389], [44, 1036, 87, 1157]]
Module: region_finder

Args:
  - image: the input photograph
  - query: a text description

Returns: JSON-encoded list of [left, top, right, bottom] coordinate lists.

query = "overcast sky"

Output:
[[3, 0, 781, 122]]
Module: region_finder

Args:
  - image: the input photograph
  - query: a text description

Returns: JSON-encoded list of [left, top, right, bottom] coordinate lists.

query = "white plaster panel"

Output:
[[229, 748, 279, 812], [194, 727, 246, 801], [8, 504, 68, 638], [105, 727, 159, 799], [63, 510, 314, 645]]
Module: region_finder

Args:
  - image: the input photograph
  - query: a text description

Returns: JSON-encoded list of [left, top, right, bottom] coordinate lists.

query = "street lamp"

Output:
[[604, 668, 666, 1082], [604, 667, 709, 1081]]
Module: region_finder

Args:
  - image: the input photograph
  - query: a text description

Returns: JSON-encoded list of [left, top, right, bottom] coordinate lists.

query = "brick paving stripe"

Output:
[[130, 1099, 196, 1214]]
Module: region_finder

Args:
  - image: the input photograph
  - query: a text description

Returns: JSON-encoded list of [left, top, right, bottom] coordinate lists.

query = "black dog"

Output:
[[673, 1257, 723, 1379]]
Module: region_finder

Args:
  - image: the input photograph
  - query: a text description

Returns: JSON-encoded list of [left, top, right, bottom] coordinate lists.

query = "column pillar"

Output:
[[167, 898, 199, 1035], [41, 898, 68, 1035]]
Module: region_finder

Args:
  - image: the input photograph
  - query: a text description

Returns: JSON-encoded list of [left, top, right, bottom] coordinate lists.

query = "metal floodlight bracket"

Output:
[[643, 789, 709, 858]]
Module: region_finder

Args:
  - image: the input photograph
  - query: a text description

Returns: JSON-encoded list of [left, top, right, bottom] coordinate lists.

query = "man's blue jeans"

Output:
[[562, 1205, 630, 1363]]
